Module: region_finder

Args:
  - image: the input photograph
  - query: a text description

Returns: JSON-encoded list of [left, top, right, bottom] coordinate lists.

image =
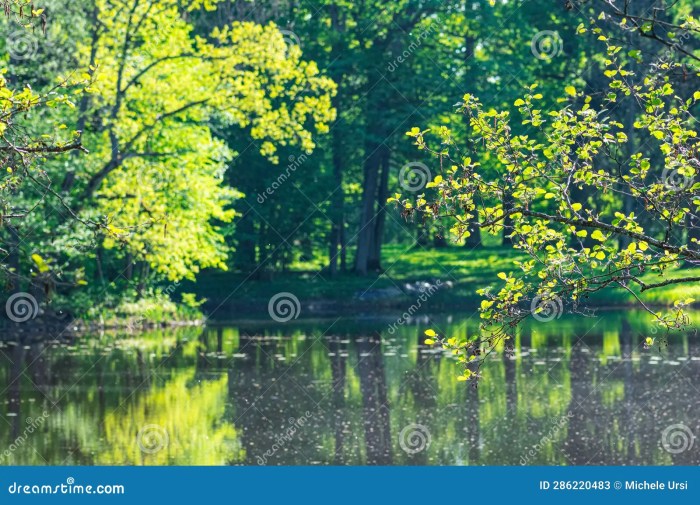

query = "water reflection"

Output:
[[0, 311, 698, 465]]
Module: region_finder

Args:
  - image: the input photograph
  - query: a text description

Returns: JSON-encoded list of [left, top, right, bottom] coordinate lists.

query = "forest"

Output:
[[1, 0, 699, 329], [0, 0, 700, 468]]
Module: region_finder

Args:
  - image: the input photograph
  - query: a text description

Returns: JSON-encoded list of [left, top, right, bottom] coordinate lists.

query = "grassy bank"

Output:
[[192, 244, 700, 317]]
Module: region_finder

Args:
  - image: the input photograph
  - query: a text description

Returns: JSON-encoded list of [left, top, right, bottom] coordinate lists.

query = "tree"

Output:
[[2, 0, 335, 313], [0, 3, 91, 299], [393, 12, 700, 380]]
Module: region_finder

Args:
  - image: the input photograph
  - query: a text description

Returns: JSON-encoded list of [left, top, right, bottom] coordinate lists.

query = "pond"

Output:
[[0, 310, 698, 465]]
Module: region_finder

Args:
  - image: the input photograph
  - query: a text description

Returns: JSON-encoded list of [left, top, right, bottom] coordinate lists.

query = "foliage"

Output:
[[392, 13, 700, 380], [1, 0, 335, 315]]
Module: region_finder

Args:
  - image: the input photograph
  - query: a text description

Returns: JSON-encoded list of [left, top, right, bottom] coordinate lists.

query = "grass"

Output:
[[78, 293, 205, 328], [190, 243, 700, 316], [191, 244, 520, 311], [593, 267, 700, 307]]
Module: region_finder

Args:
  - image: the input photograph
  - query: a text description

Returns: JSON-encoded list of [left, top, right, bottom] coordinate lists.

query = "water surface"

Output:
[[1, 311, 698, 465]]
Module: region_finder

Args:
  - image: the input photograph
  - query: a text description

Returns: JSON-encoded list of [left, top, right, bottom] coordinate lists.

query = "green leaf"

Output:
[[591, 230, 606, 241], [31, 254, 50, 273]]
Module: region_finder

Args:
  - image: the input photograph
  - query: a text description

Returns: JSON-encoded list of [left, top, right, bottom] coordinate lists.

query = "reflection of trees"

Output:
[[195, 327, 230, 381], [0, 316, 698, 465], [464, 366, 480, 464], [504, 350, 517, 415], [0, 328, 239, 465], [356, 331, 392, 465], [6, 343, 24, 439], [562, 324, 700, 465], [326, 334, 349, 465], [228, 327, 276, 465], [664, 329, 700, 465], [96, 371, 240, 465], [564, 335, 602, 464], [620, 320, 637, 464], [227, 325, 323, 465], [400, 328, 439, 465], [411, 328, 438, 410]]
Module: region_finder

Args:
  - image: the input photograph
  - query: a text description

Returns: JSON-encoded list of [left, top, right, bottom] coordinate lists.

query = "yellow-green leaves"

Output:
[[31, 254, 50, 273], [591, 229, 606, 242], [88, 1, 335, 281], [426, 175, 443, 188], [387, 36, 700, 383]]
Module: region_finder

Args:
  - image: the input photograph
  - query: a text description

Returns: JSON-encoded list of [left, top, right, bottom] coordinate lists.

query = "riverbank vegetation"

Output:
[[1, 0, 700, 340]]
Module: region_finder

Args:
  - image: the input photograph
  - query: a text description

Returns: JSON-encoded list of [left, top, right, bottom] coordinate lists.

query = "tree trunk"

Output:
[[463, 214, 482, 249], [433, 232, 448, 248], [137, 262, 149, 297], [95, 243, 105, 285], [234, 207, 257, 273], [124, 253, 133, 281], [328, 5, 345, 277], [368, 146, 390, 271], [416, 223, 430, 247], [340, 218, 347, 271], [354, 139, 384, 275]]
